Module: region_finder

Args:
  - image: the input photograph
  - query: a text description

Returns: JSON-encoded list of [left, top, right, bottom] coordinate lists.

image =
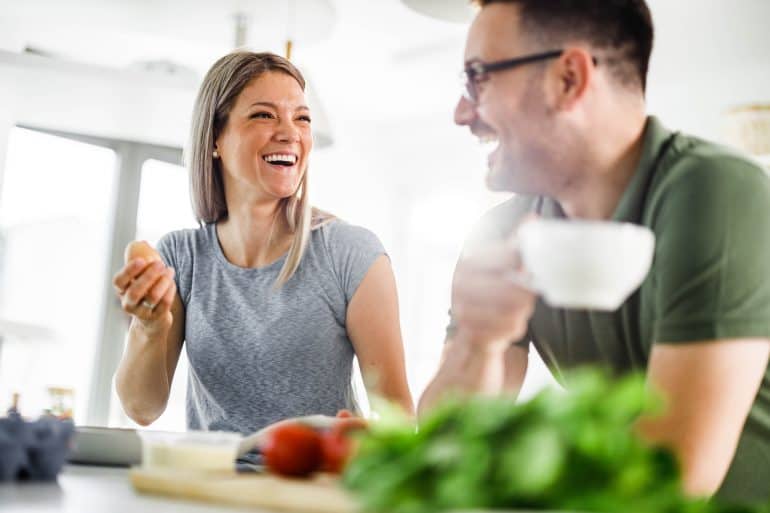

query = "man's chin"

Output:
[[485, 164, 516, 192]]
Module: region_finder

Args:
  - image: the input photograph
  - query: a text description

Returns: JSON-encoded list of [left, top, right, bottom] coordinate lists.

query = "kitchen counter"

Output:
[[0, 464, 255, 513]]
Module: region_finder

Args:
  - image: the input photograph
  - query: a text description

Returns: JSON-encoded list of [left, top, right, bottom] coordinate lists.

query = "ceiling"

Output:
[[1, 0, 769, 127]]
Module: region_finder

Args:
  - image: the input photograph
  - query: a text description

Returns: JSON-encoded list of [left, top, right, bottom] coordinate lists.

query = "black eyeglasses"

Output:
[[461, 49, 588, 103]]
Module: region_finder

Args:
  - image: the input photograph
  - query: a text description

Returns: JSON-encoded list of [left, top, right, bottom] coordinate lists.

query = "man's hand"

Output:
[[419, 238, 535, 416], [451, 240, 536, 350]]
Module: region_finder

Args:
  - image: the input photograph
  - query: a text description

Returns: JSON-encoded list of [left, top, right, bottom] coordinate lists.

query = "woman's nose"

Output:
[[275, 118, 301, 142]]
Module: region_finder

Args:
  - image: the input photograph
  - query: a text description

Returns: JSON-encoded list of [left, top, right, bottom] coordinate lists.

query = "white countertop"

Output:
[[0, 465, 255, 513]]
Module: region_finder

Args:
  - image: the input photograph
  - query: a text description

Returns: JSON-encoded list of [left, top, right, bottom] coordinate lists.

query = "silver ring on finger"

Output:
[[141, 300, 156, 311]]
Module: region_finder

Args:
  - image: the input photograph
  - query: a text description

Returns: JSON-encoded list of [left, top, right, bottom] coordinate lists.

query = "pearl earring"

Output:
[[212, 149, 219, 158]]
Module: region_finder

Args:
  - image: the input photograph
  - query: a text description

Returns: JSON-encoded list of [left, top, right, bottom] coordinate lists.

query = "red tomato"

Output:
[[261, 423, 322, 477], [320, 417, 368, 474], [320, 428, 350, 474]]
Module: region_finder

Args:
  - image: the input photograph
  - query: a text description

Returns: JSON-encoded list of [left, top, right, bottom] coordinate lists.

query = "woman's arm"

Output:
[[345, 255, 415, 416], [113, 259, 185, 425]]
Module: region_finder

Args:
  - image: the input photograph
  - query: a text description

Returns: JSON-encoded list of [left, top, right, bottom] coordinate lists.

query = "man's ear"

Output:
[[546, 47, 595, 111]]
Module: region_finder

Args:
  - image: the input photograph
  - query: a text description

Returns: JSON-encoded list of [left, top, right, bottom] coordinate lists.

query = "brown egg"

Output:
[[124, 240, 161, 264]]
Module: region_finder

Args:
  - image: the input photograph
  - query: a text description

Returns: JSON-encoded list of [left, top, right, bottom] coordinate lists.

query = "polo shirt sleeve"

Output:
[[650, 153, 770, 342]]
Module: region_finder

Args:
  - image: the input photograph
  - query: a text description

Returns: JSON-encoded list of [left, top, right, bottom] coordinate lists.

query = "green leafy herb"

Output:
[[344, 369, 769, 513]]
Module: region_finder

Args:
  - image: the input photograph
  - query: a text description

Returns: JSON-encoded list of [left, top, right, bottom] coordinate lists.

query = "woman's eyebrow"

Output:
[[248, 102, 310, 112], [249, 101, 277, 109]]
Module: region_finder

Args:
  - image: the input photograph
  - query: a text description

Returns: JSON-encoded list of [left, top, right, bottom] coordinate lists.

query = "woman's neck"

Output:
[[216, 200, 293, 268]]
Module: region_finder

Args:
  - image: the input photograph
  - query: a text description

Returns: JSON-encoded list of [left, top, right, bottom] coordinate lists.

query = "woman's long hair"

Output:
[[187, 51, 331, 286]]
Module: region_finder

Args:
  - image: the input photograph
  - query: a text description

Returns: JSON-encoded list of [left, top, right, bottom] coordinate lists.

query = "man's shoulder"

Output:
[[659, 133, 768, 193], [644, 132, 770, 253], [466, 195, 540, 248]]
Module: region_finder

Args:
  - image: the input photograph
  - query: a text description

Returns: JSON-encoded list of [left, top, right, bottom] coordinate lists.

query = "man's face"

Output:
[[455, 3, 556, 195]]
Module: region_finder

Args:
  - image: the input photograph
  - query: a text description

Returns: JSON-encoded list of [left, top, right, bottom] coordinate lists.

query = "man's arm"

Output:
[[503, 343, 529, 392], [417, 239, 535, 416], [418, 334, 529, 416], [637, 339, 769, 497]]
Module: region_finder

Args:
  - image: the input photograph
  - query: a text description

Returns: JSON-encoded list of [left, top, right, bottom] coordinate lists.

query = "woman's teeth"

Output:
[[263, 154, 297, 166]]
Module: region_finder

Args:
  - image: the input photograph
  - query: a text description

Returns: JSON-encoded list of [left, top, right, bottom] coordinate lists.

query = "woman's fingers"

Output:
[[143, 268, 176, 309], [154, 275, 177, 313], [119, 262, 177, 322], [122, 261, 164, 307], [112, 258, 146, 295]]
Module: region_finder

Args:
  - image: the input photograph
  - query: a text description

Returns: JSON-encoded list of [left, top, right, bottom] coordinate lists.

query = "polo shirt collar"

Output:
[[537, 116, 672, 222], [610, 115, 672, 223]]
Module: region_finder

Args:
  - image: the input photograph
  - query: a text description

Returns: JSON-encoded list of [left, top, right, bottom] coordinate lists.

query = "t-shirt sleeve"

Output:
[[651, 155, 770, 342], [156, 231, 192, 306], [324, 221, 387, 304]]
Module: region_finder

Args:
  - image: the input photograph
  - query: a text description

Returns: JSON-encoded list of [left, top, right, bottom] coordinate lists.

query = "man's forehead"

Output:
[[464, 3, 524, 62]]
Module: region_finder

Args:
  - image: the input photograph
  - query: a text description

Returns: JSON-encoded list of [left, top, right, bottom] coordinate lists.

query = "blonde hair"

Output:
[[187, 50, 332, 286]]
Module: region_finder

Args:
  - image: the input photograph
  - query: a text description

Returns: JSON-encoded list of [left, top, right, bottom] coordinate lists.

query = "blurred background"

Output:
[[0, 0, 768, 431]]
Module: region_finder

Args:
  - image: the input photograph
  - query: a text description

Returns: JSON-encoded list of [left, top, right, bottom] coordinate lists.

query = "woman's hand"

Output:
[[113, 256, 176, 330], [256, 410, 369, 477], [113, 241, 184, 426], [244, 410, 368, 454]]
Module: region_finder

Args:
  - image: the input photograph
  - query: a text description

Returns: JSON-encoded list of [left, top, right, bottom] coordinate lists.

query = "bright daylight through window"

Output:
[[0, 127, 116, 424]]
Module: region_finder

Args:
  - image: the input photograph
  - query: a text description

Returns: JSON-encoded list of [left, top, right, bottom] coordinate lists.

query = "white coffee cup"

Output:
[[513, 219, 655, 311]]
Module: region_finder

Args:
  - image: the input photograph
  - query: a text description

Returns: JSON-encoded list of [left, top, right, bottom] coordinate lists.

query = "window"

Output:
[[0, 127, 117, 422], [111, 158, 197, 431]]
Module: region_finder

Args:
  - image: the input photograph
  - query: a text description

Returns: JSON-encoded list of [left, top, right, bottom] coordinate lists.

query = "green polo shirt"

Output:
[[466, 116, 770, 503]]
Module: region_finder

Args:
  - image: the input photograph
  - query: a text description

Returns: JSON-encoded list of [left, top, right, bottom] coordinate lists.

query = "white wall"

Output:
[[645, 0, 770, 142]]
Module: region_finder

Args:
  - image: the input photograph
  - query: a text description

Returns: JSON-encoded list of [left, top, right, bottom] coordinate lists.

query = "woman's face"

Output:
[[215, 71, 312, 204]]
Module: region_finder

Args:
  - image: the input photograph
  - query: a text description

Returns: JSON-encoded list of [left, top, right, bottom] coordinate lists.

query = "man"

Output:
[[418, 0, 770, 504]]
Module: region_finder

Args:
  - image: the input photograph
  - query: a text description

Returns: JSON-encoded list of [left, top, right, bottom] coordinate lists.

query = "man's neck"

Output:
[[557, 110, 648, 220]]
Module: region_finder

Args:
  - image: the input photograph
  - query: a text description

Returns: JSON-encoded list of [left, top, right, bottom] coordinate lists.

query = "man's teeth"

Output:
[[478, 135, 498, 154], [263, 154, 297, 164], [478, 135, 498, 144]]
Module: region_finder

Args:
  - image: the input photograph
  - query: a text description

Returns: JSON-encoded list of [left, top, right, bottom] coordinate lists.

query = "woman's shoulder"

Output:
[[312, 215, 383, 252], [156, 224, 211, 260], [309, 213, 387, 299]]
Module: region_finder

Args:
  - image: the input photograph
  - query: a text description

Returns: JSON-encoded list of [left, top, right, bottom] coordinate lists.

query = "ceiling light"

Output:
[[400, 0, 477, 23]]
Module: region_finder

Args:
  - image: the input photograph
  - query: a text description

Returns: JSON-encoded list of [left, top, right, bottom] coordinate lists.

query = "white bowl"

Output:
[[138, 430, 241, 472]]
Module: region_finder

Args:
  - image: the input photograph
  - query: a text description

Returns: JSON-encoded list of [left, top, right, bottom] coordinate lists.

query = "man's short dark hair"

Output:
[[474, 0, 654, 92]]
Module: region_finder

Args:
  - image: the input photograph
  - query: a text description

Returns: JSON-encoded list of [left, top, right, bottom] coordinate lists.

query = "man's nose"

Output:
[[454, 95, 476, 126]]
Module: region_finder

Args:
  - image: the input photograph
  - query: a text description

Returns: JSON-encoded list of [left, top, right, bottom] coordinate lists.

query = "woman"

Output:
[[112, 51, 414, 434]]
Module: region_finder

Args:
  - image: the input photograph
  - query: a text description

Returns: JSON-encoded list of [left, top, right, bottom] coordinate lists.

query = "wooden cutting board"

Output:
[[130, 467, 359, 513]]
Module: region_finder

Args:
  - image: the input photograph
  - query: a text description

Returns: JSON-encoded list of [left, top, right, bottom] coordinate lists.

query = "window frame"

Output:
[[13, 125, 183, 425]]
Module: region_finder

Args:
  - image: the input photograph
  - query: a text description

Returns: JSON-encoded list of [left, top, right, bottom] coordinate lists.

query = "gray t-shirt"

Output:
[[156, 219, 386, 434]]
